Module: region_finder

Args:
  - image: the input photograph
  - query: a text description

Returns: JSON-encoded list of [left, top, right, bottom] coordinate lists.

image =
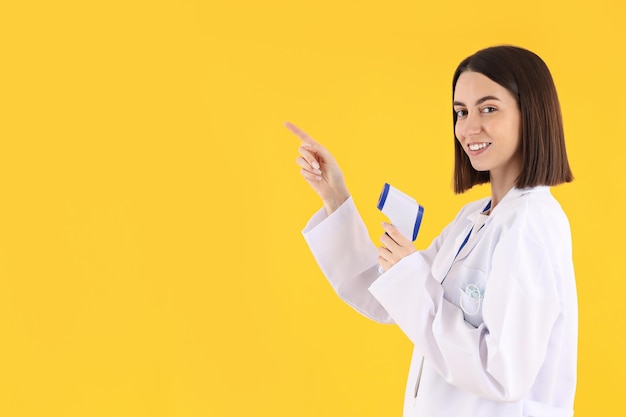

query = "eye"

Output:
[[454, 109, 467, 118], [481, 106, 497, 114]]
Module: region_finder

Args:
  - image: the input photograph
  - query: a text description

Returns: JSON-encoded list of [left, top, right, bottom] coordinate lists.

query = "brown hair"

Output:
[[452, 45, 573, 193]]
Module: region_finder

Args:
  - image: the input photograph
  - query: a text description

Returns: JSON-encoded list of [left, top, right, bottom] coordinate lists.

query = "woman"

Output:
[[285, 45, 577, 417]]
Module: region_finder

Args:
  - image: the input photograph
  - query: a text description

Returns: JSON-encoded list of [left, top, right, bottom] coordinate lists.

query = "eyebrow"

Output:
[[453, 95, 502, 107]]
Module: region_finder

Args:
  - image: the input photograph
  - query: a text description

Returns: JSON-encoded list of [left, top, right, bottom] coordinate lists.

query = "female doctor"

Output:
[[285, 45, 577, 417]]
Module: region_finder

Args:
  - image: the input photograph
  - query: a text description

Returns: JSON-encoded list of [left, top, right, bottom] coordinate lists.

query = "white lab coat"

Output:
[[303, 186, 577, 417]]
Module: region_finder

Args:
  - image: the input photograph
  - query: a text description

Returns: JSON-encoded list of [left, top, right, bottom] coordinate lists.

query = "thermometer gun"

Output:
[[377, 183, 424, 242]]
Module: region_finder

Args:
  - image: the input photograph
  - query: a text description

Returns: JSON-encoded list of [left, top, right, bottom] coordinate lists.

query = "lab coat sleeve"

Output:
[[303, 197, 449, 324], [368, 216, 561, 402], [302, 197, 393, 323]]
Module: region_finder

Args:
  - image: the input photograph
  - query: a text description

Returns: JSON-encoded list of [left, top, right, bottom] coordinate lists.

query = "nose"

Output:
[[456, 112, 482, 139]]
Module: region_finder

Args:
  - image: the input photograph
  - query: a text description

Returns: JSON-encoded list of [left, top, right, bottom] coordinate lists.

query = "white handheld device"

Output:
[[377, 183, 424, 242]]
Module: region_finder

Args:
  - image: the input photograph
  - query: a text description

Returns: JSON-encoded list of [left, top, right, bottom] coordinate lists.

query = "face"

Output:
[[453, 71, 522, 184]]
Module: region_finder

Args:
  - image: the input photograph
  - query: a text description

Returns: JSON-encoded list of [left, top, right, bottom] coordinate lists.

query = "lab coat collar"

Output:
[[500, 185, 550, 201], [450, 186, 551, 271], [468, 186, 551, 220]]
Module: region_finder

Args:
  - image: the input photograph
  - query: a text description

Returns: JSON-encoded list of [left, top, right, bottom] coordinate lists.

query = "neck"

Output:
[[488, 154, 522, 210], [489, 171, 519, 211]]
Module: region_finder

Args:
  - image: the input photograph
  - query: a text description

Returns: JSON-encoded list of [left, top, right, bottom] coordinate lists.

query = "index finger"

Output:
[[381, 222, 407, 245], [283, 121, 319, 145]]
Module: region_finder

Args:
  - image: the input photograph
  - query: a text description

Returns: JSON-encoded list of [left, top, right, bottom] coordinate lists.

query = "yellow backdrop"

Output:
[[1, 0, 623, 415]]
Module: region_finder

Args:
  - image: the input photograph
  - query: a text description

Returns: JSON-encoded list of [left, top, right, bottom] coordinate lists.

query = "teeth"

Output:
[[469, 143, 489, 151]]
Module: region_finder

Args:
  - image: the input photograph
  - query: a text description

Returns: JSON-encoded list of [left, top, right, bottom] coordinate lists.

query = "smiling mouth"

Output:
[[468, 142, 491, 151]]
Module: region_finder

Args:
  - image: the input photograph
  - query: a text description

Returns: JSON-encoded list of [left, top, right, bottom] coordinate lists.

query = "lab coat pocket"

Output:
[[456, 267, 487, 328]]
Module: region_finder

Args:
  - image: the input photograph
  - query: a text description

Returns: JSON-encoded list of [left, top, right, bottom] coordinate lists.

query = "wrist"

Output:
[[323, 188, 350, 215]]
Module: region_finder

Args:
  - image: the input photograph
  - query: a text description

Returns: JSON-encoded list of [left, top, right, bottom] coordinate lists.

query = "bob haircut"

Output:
[[452, 45, 573, 194]]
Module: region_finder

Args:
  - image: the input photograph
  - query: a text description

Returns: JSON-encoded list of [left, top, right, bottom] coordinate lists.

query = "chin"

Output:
[[469, 162, 490, 172]]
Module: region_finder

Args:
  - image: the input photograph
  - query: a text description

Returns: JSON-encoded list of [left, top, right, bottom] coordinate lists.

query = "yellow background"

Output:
[[1, 0, 623, 415]]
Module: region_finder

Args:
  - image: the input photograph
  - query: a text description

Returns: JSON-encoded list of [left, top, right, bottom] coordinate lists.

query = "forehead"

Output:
[[453, 71, 516, 103]]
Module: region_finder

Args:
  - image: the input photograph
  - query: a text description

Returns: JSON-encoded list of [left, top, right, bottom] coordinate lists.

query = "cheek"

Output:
[[509, 121, 522, 149], [511, 113, 522, 142]]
